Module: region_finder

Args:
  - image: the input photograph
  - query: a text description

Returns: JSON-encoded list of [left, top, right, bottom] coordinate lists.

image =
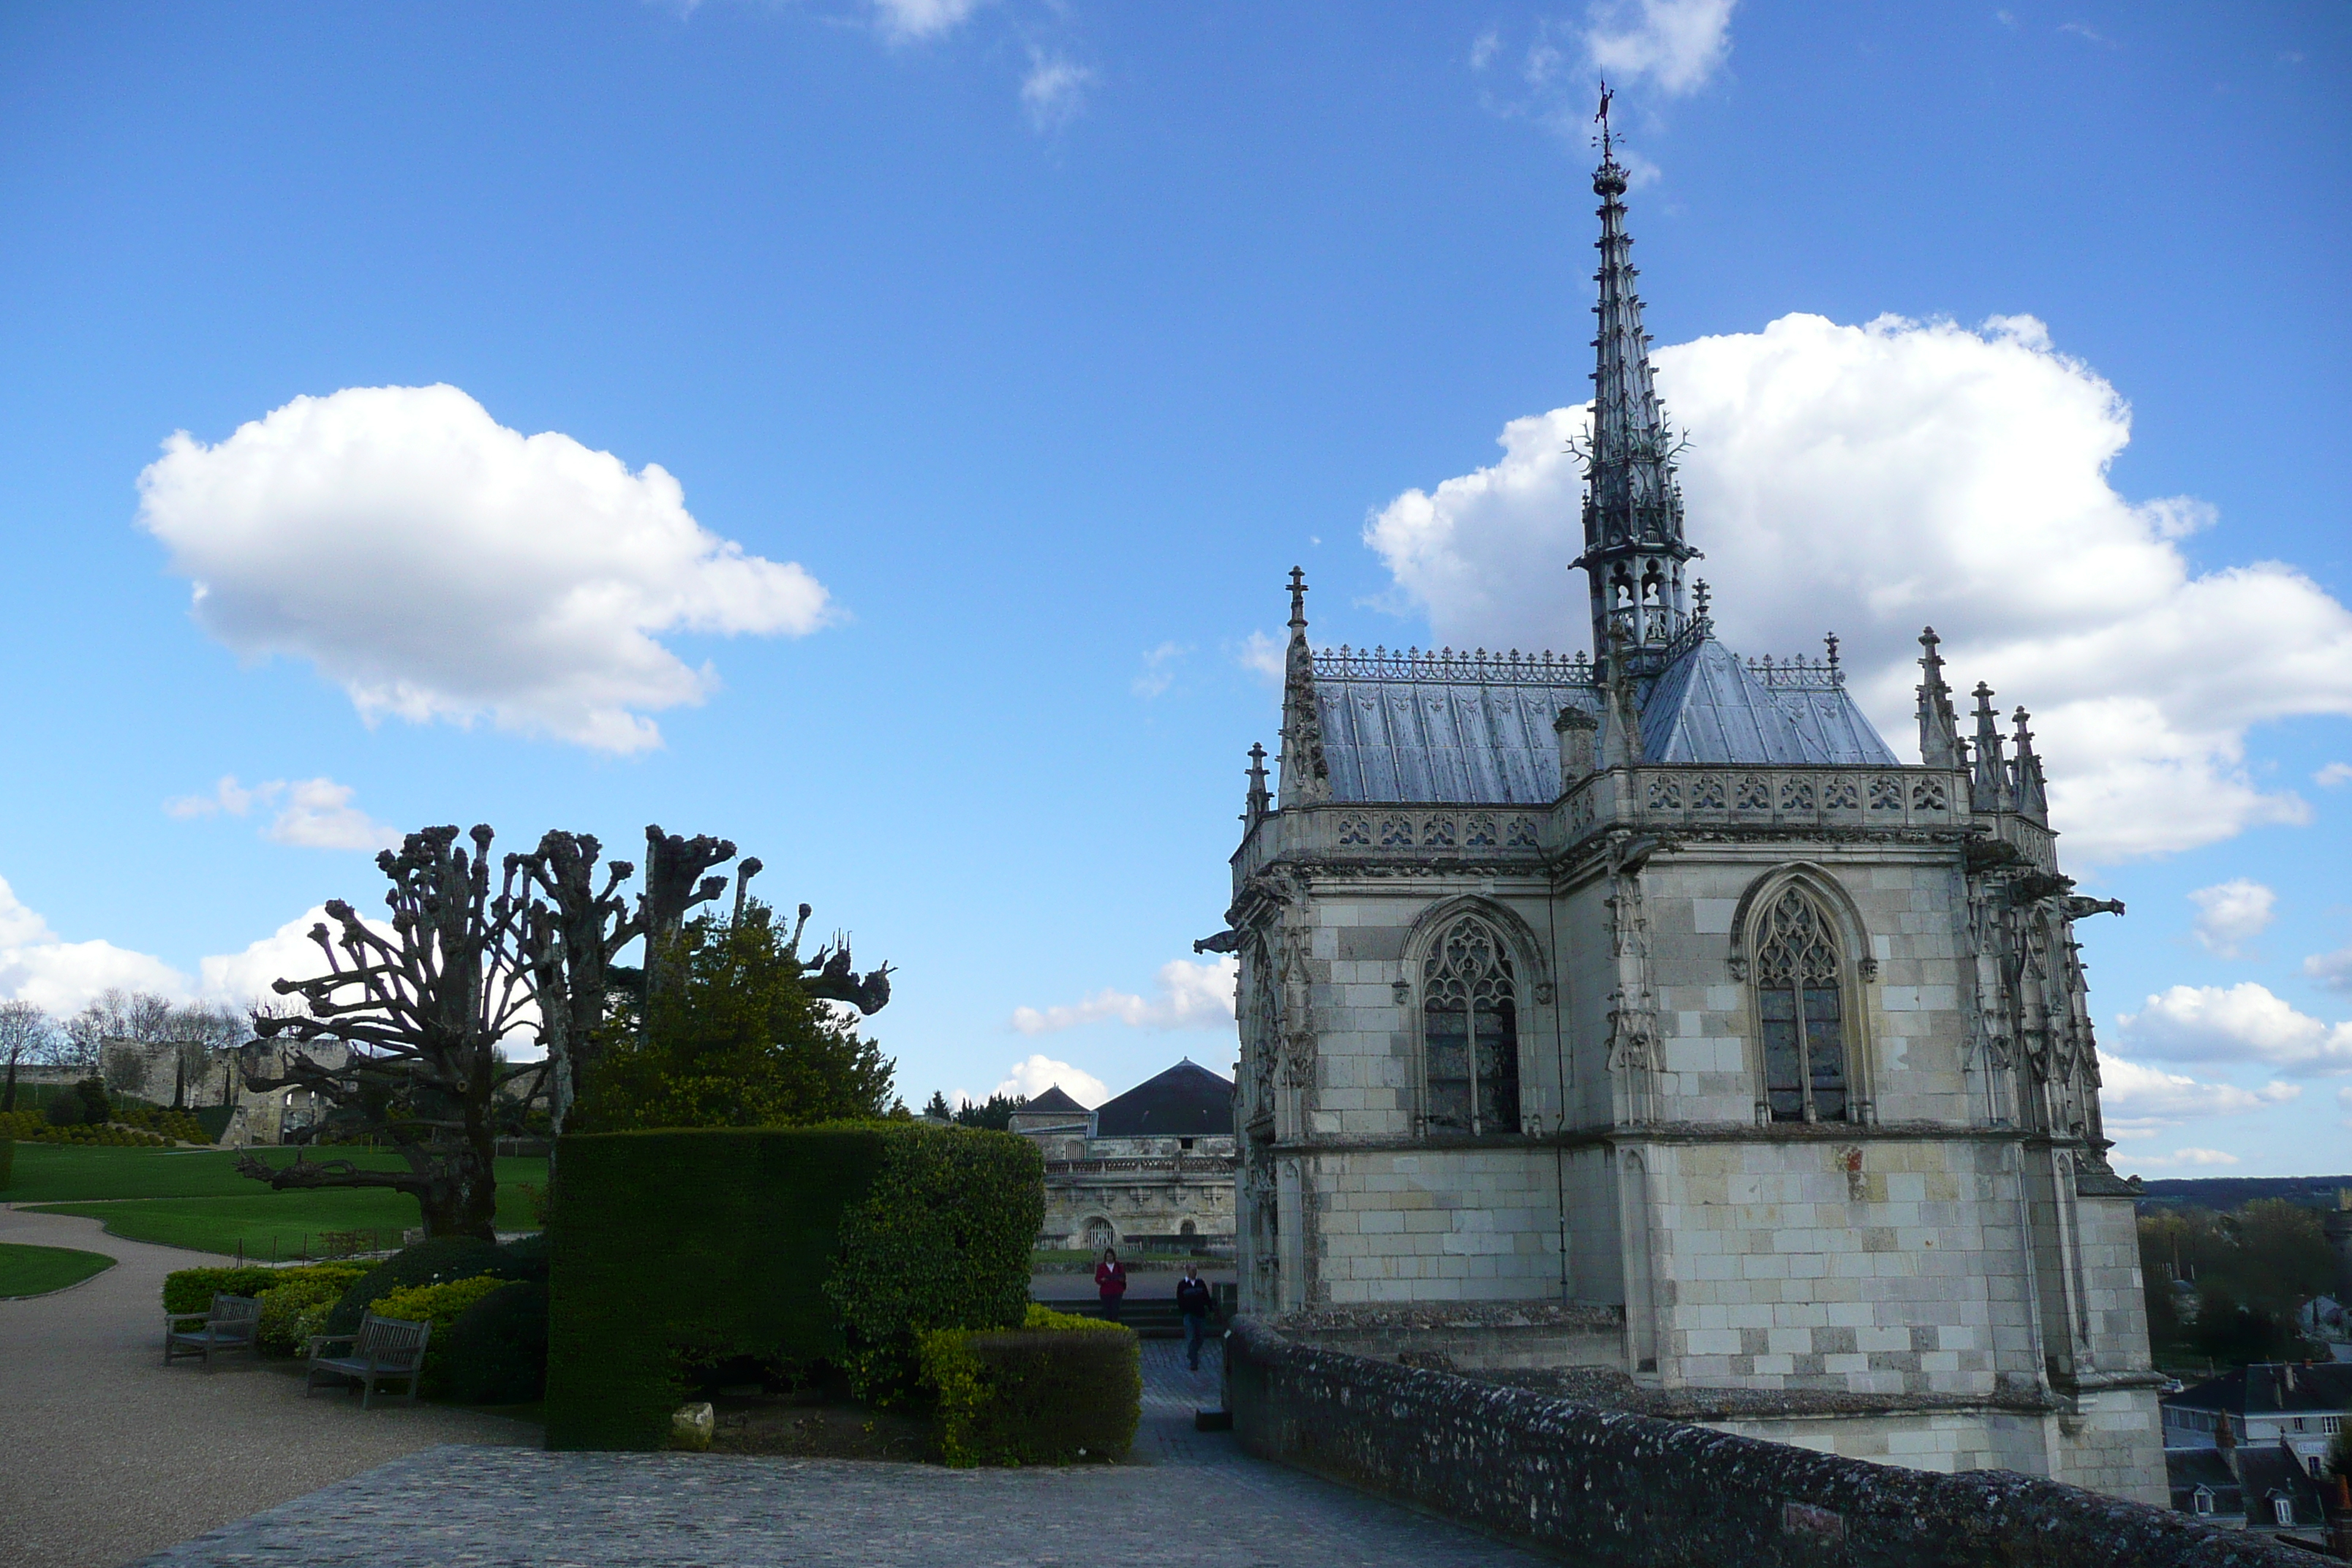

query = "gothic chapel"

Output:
[[1204, 118, 2163, 1503]]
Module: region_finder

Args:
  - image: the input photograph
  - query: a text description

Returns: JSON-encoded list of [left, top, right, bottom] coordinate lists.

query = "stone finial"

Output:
[[1245, 742, 1272, 826], [1287, 566, 1308, 631], [1915, 626, 1960, 769], [1970, 681, 2011, 812]]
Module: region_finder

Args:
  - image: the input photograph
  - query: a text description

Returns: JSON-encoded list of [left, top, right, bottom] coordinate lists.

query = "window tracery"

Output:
[[1422, 915, 1521, 1134], [1753, 886, 1850, 1123]]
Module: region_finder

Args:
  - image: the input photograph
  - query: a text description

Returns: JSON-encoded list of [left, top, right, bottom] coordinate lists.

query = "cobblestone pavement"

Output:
[[135, 1333, 1550, 1567], [0, 1205, 538, 1568]]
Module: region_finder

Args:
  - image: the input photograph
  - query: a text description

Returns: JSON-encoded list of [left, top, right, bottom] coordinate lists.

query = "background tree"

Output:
[[921, 1089, 952, 1120], [951, 1091, 1025, 1131], [57, 987, 178, 1069], [0, 1000, 53, 1112], [513, 826, 891, 1139], [578, 898, 895, 1131], [236, 826, 542, 1240]]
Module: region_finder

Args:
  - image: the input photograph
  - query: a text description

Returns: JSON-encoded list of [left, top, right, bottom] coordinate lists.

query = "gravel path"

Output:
[[0, 1205, 538, 1568], [130, 1334, 1549, 1566]]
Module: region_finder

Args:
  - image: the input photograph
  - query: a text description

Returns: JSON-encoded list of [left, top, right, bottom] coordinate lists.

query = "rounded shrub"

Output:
[[440, 1279, 549, 1405], [323, 1237, 505, 1335]]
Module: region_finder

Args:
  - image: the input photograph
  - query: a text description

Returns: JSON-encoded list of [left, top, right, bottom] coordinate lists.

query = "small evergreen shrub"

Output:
[[440, 1279, 550, 1404], [323, 1237, 505, 1335], [44, 1095, 80, 1128], [254, 1265, 370, 1354], [920, 1304, 1140, 1467], [823, 1124, 1045, 1403], [0, 1136, 12, 1191], [163, 1266, 284, 1314], [371, 1275, 523, 1395], [73, 1077, 110, 1125]]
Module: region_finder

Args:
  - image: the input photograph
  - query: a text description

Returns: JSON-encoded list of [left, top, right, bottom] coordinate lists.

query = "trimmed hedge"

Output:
[[442, 1278, 550, 1404], [921, 1303, 1140, 1466], [545, 1123, 1041, 1450]]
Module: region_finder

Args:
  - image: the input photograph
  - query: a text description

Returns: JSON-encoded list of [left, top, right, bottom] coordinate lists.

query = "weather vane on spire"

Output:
[[1595, 79, 1615, 159]]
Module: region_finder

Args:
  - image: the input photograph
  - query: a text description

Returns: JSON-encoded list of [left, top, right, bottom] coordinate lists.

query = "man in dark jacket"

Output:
[[1175, 1262, 1215, 1371]]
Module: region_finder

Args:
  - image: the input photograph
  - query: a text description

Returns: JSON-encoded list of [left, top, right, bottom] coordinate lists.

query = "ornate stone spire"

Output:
[[1572, 83, 1699, 678], [1278, 568, 1330, 807], [1915, 627, 1961, 769], [1244, 742, 1271, 826], [2011, 706, 2048, 823], [1970, 682, 2012, 812]]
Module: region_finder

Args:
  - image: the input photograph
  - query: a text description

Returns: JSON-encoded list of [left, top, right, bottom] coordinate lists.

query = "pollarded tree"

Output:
[[237, 825, 540, 1240], [237, 822, 897, 1237]]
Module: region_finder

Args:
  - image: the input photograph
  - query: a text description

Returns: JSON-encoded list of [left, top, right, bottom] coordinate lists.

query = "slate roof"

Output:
[[2165, 1447, 2242, 1518], [1640, 638, 1899, 768], [1310, 636, 1896, 805], [1091, 1060, 1235, 1138], [2234, 1444, 2327, 1529], [2168, 1362, 2352, 1417], [1017, 1085, 1089, 1117], [1314, 653, 1596, 805]]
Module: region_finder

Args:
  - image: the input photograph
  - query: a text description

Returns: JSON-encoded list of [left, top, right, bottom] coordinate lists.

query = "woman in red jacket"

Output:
[[1093, 1247, 1128, 1324]]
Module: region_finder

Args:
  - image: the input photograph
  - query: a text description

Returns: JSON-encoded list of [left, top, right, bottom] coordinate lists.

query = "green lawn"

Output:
[[0, 1241, 116, 1297], [10, 1144, 546, 1257]]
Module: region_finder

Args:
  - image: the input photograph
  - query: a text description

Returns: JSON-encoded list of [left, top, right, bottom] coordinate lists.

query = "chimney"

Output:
[[1556, 705, 1600, 788]]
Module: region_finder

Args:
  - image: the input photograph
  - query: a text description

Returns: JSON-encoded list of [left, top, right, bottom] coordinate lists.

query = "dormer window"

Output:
[[2193, 1488, 2213, 1516], [2273, 1496, 2294, 1528]]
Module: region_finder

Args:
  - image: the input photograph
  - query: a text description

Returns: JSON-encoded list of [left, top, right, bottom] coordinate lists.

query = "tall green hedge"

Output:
[[544, 1123, 1041, 1450], [0, 1136, 12, 1192]]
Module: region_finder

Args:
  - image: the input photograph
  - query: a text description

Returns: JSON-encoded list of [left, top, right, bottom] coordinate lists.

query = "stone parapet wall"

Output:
[[1226, 1316, 2293, 1566]]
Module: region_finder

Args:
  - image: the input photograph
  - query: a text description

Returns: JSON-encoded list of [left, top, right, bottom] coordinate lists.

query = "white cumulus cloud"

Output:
[[2187, 878, 2276, 959], [166, 774, 399, 852], [2115, 982, 2352, 1076], [870, 0, 986, 41], [2317, 762, 2352, 788], [973, 1054, 1111, 1107], [2096, 1052, 2299, 1140], [1011, 956, 1238, 1036], [1364, 313, 2352, 864], [0, 875, 191, 1014], [1584, 0, 1737, 95], [137, 384, 833, 754], [2305, 943, 2352, 995], [1020, 50, 1093, 132]]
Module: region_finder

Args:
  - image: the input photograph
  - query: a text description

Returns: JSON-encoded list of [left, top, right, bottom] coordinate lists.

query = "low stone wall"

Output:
[[1224, 1316, 2304, 1567]]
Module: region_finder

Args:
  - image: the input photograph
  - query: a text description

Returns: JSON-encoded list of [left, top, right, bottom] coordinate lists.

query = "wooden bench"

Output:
[[164, 1293, 261, 1370], [306, 1312, 432, 1409]]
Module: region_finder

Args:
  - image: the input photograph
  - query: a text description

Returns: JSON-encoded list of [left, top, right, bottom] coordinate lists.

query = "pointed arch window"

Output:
[[1423, 916, 1520, 1134], [1754, 887, 1850, 1123]]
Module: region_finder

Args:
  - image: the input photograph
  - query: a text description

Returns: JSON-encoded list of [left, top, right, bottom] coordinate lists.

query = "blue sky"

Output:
[[1, 1, 2345, 1173]]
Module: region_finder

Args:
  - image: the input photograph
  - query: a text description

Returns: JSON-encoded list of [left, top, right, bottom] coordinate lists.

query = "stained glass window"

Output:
[[1754, 887, 1850, 1123], [1422, 916, 1520, 1134]]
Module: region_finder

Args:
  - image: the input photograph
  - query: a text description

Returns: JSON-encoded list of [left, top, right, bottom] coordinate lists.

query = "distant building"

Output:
[[2163, 1432, 2338, 1550], [96, 1036, 347, 1145], [1009, 1061, 1237, 1253], [2163, 1362, 2350, 1478]]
